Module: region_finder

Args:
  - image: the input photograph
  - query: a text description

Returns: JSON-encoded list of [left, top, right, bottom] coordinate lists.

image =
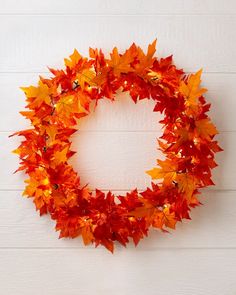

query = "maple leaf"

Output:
[[101, 239, 114, 253], [129, 199, 176, 230], [208, 141, 223, 153], [40, 125, 58, 145], [27, 187, 51, 215], [162, 207, 177, 229], [55, 95, 75, 117], [129, 199, 155, 218], [135, 39, 157, 75], [46, 125, 57, 143], [23, 170, 52, 213], [89, 47, 108, 86], [195, 118, 218, 140], [75, 90, 91, 113], [55, 95, 87, 119], [52, 146, 69, 166], [52, 190, 67, 208], [179, 69, 207, 114], [146, 39, 157, 60], [21, 80, 52, 108], [81, 221, 94, 245], [146, 159, 178, 185], [150, 206, 176, 230], [76, 101, 88, 120], [76, 69, 96, 89], [92, 67, 110, 86], [23, 178, 39, 197], [176, 173, 196, 201], [168, 127, 192, 151], [64, 49, 82, 69], [107, 47, 134, 76], [20, 110, 40, 126]]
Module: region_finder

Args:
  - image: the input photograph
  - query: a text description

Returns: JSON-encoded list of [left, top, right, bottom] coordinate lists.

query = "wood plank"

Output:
[[1, 0, 236, 14], [0, 190, 235, 249], [0, 15, 235, 73], [0, 248, 235, 295], [1, 131, 233, 190], [1, 73, 235, 132]]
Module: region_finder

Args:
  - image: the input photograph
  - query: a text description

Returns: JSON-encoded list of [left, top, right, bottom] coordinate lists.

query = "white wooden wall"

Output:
[[1, 1, 236, 294]]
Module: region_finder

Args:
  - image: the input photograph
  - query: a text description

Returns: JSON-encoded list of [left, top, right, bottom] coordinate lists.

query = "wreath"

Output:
[[12, 40, 222, 252]]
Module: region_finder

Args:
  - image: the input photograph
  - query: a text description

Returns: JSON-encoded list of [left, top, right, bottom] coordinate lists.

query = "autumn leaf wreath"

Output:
[[11, 40, 222, 252]]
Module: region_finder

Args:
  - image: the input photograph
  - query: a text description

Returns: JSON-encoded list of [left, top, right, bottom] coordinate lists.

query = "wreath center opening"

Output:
[[70, 92, 164, 192]]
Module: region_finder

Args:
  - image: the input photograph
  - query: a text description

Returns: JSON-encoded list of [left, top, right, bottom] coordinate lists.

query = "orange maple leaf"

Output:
[[179, 69, 207, 114], [176, 173, 196, 201], [162, 207, 177, 229], [107, 47, 135, 76], [135, 39, 157, 75], [92, 67, 110, 86], [129, 199, 155, 218], [81, 221, 94, 245], [151, 207, 176, 229], [76, 69, 96, 89], [42, 125, 58, 145], [52, 146, 69, 166], [195, 118, 218, 140], [23, 170, 51, 211], [55, 95, 87, 118], [146, 159, 178, 185]]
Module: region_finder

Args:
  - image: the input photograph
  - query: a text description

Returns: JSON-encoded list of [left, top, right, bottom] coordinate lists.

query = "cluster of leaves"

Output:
[[12, 40, 222, 252]]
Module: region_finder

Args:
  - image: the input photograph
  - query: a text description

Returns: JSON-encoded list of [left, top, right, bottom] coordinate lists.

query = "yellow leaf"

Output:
[[21, 80, 51, 108], [55, 95, 75, 117], [23, 178, 39, 197], [77, 100, 87, 114], [64, 49, 82, 69], [55, 94, 88, 121], [76, 69, 96, 89]]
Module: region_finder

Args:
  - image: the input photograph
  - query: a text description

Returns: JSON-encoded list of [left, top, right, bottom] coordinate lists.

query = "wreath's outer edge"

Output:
[[11, 40, 222, 252]]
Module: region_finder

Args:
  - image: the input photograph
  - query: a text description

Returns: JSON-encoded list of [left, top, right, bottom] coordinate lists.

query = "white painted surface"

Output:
[[0, 0, 236, 294]]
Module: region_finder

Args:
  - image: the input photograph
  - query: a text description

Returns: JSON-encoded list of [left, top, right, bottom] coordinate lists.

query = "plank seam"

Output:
[[0, 13, 236, 16], [0, 247, 235, 250]]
